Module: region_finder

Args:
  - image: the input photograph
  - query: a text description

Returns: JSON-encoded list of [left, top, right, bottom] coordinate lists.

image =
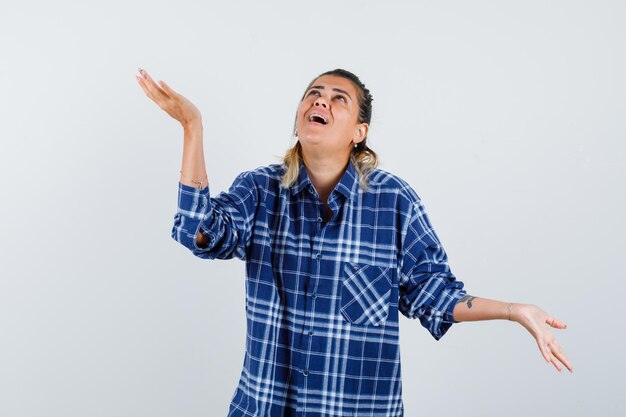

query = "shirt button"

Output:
[[317, 217, 323, 222], [308, 330, 313, 336], [315, 253, 321, 259], [311, 293, 317, 299], [200, 202, 206, 208], [302, 370, 309, 376]]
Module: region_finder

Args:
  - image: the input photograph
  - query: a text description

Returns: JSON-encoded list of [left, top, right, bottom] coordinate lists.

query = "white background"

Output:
[[1, 1, 624, 416]]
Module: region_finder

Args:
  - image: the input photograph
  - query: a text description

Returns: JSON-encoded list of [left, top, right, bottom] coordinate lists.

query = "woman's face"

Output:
[[295, 75, 368, 160]]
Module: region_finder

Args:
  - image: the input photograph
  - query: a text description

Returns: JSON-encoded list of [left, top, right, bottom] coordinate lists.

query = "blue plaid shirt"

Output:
[[172, 159, 467, 417]]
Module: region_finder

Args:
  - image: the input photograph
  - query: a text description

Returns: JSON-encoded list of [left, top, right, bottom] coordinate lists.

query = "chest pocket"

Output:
[[340, 262, 392, 327]]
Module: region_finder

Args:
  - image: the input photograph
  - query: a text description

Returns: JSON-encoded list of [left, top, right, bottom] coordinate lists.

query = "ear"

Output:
[[352, 123, 369, 145]]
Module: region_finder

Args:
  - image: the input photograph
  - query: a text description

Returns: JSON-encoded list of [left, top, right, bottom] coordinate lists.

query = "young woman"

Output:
[[136, 67, 573, 417]]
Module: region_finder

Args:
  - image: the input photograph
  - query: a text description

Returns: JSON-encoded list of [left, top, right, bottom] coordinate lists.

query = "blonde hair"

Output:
[[280, 140, 378, 192]]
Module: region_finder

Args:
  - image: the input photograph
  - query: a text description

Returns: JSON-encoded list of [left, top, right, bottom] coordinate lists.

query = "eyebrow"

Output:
[[308, 85, 352, 102]]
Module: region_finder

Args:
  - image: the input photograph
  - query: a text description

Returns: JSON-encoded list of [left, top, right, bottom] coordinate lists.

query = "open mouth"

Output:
[[308, 113, 328, 125]]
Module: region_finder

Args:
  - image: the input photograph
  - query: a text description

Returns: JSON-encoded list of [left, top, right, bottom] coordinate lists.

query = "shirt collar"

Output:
[[290, 158, 359, 201]]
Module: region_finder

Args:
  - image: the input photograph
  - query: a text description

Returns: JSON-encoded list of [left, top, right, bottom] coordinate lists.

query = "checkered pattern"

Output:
[[172, 159, 467, 417]]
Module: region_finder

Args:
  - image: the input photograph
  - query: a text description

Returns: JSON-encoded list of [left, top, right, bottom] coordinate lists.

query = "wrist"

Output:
[[508, 302, 522, 322], [182, 118, 203, 131], [183, 122, 204, 144]]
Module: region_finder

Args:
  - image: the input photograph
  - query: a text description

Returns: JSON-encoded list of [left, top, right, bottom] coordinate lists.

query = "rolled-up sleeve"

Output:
[[171, 171, 258, 260], [398, 198, 467, 341]]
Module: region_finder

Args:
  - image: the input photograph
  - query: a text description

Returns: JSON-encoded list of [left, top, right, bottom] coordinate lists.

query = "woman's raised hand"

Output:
[[513, 304, 574, 373], [135, 68, 202, 129]]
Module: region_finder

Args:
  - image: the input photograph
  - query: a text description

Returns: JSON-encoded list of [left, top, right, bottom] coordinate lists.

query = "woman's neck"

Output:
[[302, 152, 350, 204]]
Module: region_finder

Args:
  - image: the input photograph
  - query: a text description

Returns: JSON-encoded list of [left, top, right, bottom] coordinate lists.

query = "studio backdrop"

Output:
[[1, 1, 623, 416]]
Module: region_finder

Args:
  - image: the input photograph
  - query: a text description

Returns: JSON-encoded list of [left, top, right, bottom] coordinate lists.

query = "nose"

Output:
[[314, 96, 328, 108]]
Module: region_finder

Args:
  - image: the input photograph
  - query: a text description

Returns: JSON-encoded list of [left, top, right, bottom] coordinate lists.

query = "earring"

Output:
[[354, 142, 358, 148]]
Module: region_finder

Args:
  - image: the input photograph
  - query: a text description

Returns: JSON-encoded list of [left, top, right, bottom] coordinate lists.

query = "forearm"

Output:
[[452, 295, 517, 322], [179, 120, 210, 248], [180, 120, 207, 188]]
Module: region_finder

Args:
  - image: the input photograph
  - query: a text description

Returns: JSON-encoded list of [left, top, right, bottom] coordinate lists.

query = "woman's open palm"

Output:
[[515, 304, 574, 373], [135, 68, 202, 128]]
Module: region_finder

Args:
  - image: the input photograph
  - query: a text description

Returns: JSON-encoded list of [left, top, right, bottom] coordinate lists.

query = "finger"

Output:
[[136, 75, 150, 95], [137, 74, 171, 111], [550, 341, 574, 373], [136, 70, 155, 97], [139, 69, 167, 99], [554, 350, 574, 373], [545, 342, 562, 372], [136, 75, 160, 104], [135, 75, 158, 104], [546, 316, 567, 329], [137, 68, 157, 102], [536, 339, 551, 363]]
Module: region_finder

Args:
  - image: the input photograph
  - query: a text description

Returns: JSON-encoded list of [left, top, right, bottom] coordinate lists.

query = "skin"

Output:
[[294, 75, 368, 218], [134, 68, 201, 128], [456, 296, 573, 373], [135, 68, 573, 374]]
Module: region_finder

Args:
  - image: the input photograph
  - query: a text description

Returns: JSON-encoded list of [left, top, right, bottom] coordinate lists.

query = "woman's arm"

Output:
[[453, 296, 574, 373], [137, 67, 257, 259], [179, 122, 210, 248], [452, 295, 514, 322], [136, 68, 209, 247], [136, 66, 208, 192]]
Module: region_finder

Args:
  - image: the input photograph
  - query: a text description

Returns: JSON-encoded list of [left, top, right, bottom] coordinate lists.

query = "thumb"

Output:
[[159, 80, 175, 95], [547, 316, 567, 329]]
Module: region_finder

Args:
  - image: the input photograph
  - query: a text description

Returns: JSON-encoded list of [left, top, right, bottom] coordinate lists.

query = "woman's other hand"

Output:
[[512, 304, 574, 373], [135, 68, 202, 129]]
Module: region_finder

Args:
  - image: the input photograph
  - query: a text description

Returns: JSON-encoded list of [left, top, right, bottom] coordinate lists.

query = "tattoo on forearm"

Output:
[[460, 295, 477, 308]]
